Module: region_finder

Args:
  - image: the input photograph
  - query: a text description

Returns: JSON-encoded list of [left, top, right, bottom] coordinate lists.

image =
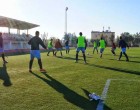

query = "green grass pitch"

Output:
[[0, 47, 140, 110]]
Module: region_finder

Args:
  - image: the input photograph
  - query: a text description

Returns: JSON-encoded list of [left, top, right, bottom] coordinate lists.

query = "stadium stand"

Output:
[[0, 16, 39, 55]]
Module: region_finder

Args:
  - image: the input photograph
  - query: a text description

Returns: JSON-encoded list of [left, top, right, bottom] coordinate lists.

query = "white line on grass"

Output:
[[111, 79, 140, 82], [96, 79, 140, 110], [96, 79, 111, 110]]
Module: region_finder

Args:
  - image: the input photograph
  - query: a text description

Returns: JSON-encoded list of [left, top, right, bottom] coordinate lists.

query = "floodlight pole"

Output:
[[27, 29, 28, 35], [65, 7, 68, 35], [8, 27, 10, 34]]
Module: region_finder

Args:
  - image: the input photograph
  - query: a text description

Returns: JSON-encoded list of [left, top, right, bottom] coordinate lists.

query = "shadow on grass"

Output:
[[56, 56, 93, 61], [86, 55, 94, 58], [89, 64, 140, 75], [0, 64, 12, 86], [129, 60, 140, 63], [108, 58, 140, 64], [56, 56, 76, 60], [104, 53, 119, 56], [129, 56, 140, 59], [31, 72, 111, 110]]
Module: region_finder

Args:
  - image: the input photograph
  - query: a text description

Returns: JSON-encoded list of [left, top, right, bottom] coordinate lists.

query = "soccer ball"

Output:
[[87, 53, 89, 55]]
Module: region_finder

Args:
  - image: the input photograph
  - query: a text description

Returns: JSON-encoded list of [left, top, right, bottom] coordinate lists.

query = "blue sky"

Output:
[[0, 0, 140, 39]]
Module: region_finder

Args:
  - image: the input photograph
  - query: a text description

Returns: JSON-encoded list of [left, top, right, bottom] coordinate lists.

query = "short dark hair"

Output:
[[35, 31, 39, 35], [120, 36, 122, 39], [79, 32, 82, 36]]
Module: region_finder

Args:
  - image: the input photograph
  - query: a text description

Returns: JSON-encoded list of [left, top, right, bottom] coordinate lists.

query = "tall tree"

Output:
[[71, 35, 77, 47], [121, 32, 134, 46]]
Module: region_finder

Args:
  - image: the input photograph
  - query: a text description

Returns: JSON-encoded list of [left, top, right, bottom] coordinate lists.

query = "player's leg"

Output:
[[36, 50, 46, 72], [82, 48, 87, 63], [0, 47, 8, 63], [38, 58, 46, 72], [66, 46, 67, 54], [60, 50, 63, 56], [38, 58, 42, 69], [113, 48, 116, 55], [111, 49, 115, 55], [1, 52, 8, 63], [1, 53, 5, 61], [29, 50, 34, 72], [100, 48, 103, 58], [52, 49, 55, 56], [68, 48, 70, 54], [118, 52, 122, 60], [47, 49, 50, 56], [96, 48, 98, 54], [123, 52, 129, 61], [93, 47, 95, 54], [37, 50, 42, 69], [67, 46, 70, 54], [54, 49, 57, 56], [75, 48, 80, 63], [114, 49, 116, 55], [29, 58, 34, 72]]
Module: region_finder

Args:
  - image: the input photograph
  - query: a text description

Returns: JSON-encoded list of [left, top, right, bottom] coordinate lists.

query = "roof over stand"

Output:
[[0, 16, 39, 30]]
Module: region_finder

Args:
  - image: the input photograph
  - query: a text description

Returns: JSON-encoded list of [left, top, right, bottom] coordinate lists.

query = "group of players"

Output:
[[0, 31, 129, 73], [92, 36, 129, 61]]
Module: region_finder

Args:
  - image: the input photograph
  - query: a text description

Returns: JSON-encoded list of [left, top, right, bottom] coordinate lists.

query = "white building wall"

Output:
[[91, 31, 115, 46]]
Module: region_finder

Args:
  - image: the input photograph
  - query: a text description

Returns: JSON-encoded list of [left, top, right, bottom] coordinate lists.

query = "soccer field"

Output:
[[0, 47, 140, 110]]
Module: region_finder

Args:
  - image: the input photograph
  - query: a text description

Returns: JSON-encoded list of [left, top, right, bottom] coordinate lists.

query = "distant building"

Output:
[[91, 29, 115, 46]]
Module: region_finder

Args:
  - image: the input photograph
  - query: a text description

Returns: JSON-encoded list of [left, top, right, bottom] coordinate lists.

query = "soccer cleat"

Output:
[[84, 61, 87, 64], [100, 54, 102, 58], [126, 59, 129, 62], [40, 69, 46, 72], [117, 59, 120, 61]]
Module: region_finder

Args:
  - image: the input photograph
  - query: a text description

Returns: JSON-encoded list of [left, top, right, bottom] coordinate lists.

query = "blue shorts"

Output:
[[121, 48, 126, 53], [100, 48, 105, 53], [56, 48, 62, 51], [0, 48, 4, 53], [65, 46, 69, 50], [30, 50, 41, 59], [48, 47, 53, 51], [76, 47, 85, 53]]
